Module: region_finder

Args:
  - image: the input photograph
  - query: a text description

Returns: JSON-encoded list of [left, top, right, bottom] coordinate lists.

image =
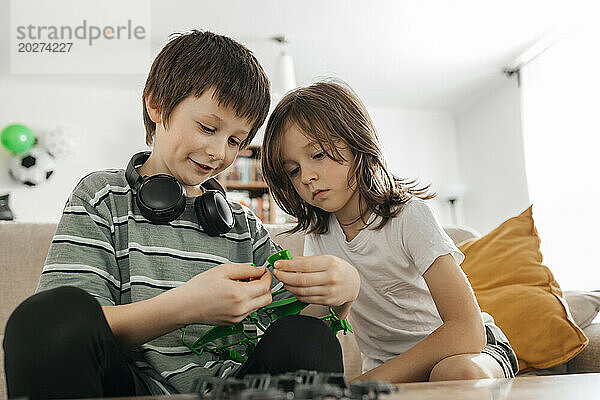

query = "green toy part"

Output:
[[180, 249, 353, 361], [1, 124, 36, 154], [266, 249, 292, 266]]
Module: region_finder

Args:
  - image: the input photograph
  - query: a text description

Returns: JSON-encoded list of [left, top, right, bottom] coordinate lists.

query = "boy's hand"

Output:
[[272, 255, 360, 307], [174, 264, 272, 326]]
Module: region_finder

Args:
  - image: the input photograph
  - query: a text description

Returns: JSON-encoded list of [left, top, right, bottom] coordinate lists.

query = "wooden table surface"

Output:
[[97, 373, 600, 399], [388, 373, 600, 400]]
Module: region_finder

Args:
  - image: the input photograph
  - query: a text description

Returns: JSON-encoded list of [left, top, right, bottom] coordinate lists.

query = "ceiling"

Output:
[[149, 0, 591, 112], [1, 0, 593, 112]]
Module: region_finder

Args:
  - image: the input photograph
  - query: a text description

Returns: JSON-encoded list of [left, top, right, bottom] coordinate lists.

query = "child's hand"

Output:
[[272, 255, 360, 307], [174, 263, 272, 326]]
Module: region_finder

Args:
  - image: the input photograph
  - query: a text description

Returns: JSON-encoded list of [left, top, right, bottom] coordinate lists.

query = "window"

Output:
[[520, 23, 600, 290]]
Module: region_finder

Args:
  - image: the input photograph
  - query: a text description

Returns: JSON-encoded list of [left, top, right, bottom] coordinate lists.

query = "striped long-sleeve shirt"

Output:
[[37, 169, 291, 394]]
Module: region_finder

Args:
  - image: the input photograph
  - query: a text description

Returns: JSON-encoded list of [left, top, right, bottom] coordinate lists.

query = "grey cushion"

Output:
[[564, 290, 600, 329]]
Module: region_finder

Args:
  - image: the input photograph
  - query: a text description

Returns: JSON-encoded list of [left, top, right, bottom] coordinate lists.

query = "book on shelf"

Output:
[[227, 191, 268, 222], [271, 204, 297, 224], [224, 146, 295, 224], [226, 148, 263, 183], [227, 190, 295, 224]]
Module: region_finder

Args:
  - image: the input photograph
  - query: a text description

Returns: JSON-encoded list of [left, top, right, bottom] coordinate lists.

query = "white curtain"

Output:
[[519, 23, 600, 291]]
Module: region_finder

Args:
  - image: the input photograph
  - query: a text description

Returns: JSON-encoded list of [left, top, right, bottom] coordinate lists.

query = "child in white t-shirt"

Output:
[[261, 80, 519, 383]]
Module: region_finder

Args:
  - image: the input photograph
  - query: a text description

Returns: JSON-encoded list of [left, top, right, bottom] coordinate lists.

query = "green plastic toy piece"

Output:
[[266, 249, 292, 266], [180, 249, 353, 361]]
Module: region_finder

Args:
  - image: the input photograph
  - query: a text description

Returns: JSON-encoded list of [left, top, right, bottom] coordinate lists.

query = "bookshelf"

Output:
[[219, 145, 293, 224]]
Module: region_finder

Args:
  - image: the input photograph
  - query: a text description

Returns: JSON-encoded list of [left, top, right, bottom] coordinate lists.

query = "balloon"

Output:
[[42, 126, 79, 159], [1, 124, 36, 154]]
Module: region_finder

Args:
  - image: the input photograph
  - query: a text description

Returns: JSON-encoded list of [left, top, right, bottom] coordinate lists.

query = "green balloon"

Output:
[[1, 124, 36, 154]]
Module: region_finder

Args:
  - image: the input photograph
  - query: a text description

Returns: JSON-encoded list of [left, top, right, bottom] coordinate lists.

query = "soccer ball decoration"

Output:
[[8, 147, 55, 187], [41, 126, 78, 159]]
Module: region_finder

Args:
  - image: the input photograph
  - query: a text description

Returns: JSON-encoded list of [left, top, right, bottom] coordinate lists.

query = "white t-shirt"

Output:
[[304, 197, 470, 372]]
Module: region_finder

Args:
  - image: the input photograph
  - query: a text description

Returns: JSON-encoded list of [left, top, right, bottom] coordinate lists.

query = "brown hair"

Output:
[[142, 30, 270, 148], [262, 80, 435, 235]]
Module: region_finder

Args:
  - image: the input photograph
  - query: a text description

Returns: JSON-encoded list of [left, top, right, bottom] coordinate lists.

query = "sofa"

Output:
[[1, 221, 599, 399]]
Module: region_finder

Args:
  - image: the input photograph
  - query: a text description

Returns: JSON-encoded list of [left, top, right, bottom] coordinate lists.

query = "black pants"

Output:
[[3, 286, 343, 399]]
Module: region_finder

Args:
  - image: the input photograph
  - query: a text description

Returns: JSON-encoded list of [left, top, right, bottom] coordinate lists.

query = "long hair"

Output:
[[262, 80, 434, 235]]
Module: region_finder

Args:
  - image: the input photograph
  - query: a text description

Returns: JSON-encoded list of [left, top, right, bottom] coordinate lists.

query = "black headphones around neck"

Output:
[[125, 152, 234, 236]]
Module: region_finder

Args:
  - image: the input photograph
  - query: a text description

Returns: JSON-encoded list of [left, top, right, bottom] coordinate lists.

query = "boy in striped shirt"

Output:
[[4, 30, 360, 399]]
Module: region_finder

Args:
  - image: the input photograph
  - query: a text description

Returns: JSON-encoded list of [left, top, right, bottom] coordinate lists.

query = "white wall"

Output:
[[0, 76, 461, 225], [0, 75, 149, 222], [454, 75, 530, 234], [369, 107, 460, 224]]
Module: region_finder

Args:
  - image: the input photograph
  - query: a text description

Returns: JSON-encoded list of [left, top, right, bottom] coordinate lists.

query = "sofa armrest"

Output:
[[443, 225, 481, 245], [0, 222, 57, 335]]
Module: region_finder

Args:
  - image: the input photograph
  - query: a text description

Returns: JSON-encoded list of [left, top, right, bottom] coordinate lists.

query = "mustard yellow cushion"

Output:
[[458, 206, 588, 372]]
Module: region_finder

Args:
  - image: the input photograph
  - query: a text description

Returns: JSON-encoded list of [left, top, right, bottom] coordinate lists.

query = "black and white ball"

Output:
[[9, 147, 55, 187]]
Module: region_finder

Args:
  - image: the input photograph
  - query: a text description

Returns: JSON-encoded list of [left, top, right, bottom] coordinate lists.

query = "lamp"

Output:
[[249, 35, 297, 146], [271, 35, 297, 101], [437, 183, 466, 225]]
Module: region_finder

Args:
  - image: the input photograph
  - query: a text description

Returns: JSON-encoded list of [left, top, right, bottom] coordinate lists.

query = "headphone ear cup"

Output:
[[137, 175, 186, 223], [194, 190, 235, 236]]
